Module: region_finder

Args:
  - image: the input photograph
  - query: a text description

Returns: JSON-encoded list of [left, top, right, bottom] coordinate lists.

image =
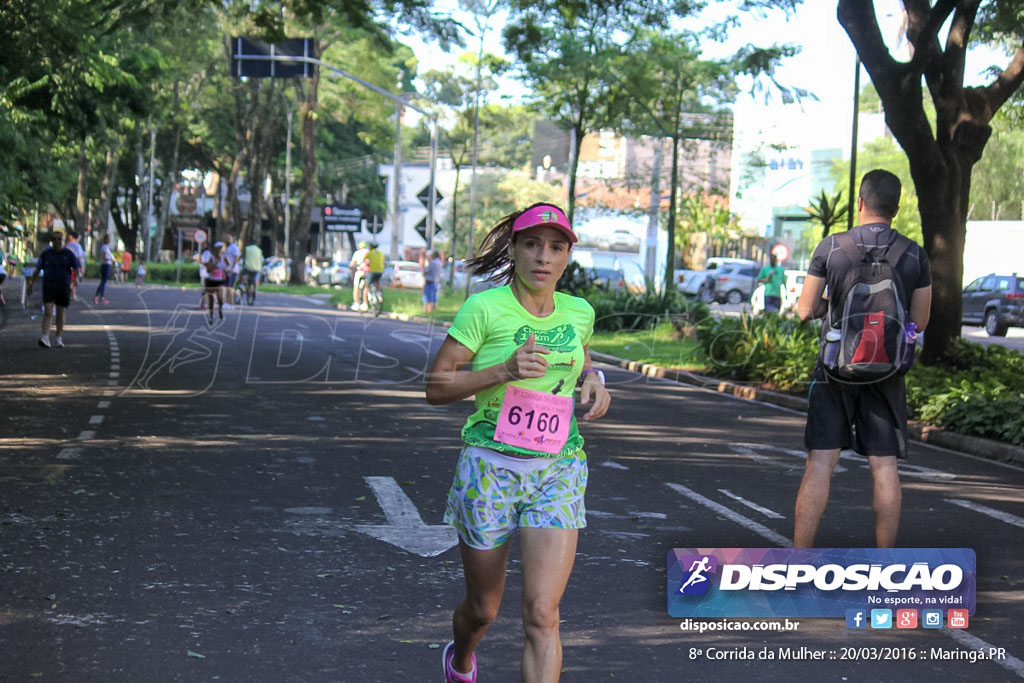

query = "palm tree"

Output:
[[806, 190, 849, 237]]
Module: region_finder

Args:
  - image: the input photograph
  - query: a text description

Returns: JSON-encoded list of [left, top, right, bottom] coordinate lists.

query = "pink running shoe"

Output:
[[442, 641, 476, 683], [100, 298, 110, 304]]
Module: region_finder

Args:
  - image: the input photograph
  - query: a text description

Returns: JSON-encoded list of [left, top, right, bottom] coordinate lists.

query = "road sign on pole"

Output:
[[230, 38, 316, 79]]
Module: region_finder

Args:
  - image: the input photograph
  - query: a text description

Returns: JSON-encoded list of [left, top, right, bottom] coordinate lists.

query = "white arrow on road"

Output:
[[355, 476, 458, 557]]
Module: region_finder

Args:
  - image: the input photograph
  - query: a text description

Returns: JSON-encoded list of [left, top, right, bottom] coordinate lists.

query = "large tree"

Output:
[[837, 1, 1024, 363]]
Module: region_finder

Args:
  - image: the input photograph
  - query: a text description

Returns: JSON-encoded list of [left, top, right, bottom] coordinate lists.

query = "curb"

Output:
[[589, 352, 1024, 468], [341, 304, 1024, 469]]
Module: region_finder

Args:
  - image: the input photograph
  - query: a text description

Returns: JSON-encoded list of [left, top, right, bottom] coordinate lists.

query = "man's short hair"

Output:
[[68, 229, 79, 239], [859, 169, 901, 218]]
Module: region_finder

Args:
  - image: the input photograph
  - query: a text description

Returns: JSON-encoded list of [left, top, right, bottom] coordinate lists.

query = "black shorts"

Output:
[[368, 272, 383, 286], [205, 279, 226, 289], [804, 364, 908, 458], [42, 282, 71, 308]]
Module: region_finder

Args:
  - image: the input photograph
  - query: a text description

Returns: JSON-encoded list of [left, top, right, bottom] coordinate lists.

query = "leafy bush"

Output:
[[585, 288, 709, 332], [556, 261, 598, 296], [914, 380, 1024, 446], [695, 314, 820, 392], [85, 261, 200, 282]]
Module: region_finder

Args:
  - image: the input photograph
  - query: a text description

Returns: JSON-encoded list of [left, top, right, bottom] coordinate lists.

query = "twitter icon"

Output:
[[871, 609, 892, 629]]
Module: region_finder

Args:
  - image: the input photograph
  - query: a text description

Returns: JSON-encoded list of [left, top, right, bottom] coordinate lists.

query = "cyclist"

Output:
[[241, 240, 264, 303], [349, 241, 370, 311], [360, 242, 385, 312]]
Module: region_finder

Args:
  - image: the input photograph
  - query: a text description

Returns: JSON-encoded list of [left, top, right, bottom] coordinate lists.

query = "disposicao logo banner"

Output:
[[667, 548, 976, 618]]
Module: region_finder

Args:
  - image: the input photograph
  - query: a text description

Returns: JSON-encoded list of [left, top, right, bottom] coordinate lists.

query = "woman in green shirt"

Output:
[[427, 203, 611, 683]]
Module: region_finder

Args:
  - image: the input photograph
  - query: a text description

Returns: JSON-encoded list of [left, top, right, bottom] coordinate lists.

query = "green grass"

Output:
[[328, 286, 468, 321], [588, 322, 707, 369]]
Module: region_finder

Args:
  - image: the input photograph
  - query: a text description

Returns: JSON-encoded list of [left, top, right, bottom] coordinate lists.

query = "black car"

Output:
[[961, 273, 1024, 336]]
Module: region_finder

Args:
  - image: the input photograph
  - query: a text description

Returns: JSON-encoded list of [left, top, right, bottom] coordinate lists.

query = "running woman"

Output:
[[426, 203, 611, 683], [203, 242, 229, 323], [93, 234, 115, 304]]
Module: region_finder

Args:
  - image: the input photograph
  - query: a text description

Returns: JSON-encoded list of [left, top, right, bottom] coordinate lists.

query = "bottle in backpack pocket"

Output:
[[823, 327, 842, 371], [900, 322, 918, 372]]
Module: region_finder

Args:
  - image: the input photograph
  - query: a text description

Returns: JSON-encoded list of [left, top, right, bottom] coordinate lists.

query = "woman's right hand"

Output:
[[503, 333, 549, 381]]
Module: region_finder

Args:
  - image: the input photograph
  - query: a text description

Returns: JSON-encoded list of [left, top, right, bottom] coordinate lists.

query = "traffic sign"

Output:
[[416, 185, 444, 209], [770, 243, 790, 262], [230, 37, 316, 79], [176, 194, 197, 215], [412, 216, 441, 242], [194, 229, 207, 244], [321, 205, 362, 232]]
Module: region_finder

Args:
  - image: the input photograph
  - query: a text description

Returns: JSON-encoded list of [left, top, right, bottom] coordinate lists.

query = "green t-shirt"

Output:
[[447, 285, 595, 458], [758, 264, 785, 297], [243, 244, 263, 271]]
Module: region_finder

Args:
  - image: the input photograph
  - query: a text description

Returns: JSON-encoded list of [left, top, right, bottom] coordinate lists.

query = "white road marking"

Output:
[[102, 390, 116, 397], [354, 476, 457, 557], [601, 461, 630, 470], [77, 431, 96, 441], [110, 365, 121, 372], [109, 372, 119, 379], [97, 401, 110, 409], [57, 448, 82, 460], [665, 482, 791, 546], [718, 489, 786, 519], [106, 380, 118, 386], [945, 498, 1024, 529], [944, 629, 1024, 677], [88, 415, 104, 425]]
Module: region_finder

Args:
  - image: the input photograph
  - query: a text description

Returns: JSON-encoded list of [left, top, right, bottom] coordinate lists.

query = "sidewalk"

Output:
[[377, 307, 1024, 469]]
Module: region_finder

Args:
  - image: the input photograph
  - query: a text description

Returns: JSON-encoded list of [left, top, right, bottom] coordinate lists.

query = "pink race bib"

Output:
[[493, 386, 573, 455]]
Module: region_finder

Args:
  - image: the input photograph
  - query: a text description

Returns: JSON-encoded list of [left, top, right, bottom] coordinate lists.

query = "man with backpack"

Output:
[[793, 169, 932, 549]]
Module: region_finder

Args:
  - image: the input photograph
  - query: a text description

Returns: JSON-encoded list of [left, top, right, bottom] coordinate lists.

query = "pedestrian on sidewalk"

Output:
[[223, 234, 240, 308], [27, 230, 80, 348], [93, 234, 114, 304], [422, 249, 442, 314], [136, 259, 146, 286], [793, 169, 932, 548], [119, 249, 133, 285], [757, 253, 785, 314], [426, 203, 611, 683]]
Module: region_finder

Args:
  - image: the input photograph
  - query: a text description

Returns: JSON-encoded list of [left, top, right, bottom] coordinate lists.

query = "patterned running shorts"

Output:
[[444, 446, 588, 550]]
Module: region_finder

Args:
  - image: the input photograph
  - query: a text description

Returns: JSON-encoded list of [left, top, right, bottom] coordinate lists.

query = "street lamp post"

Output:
[[848, 57, 861, 231]]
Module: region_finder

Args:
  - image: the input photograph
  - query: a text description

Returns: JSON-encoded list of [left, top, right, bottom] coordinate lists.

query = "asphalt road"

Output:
[[1, 282, 1023, 681]]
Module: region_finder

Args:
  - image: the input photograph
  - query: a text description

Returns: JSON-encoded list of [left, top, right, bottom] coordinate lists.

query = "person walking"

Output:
[[119, 249, 133, 285], [426, 203, 611, 683], [203, 241, 229, 323], [223, 234, 240, 308], [27, 230, 80, 348], [422, 249, 443, 314], [794, 169, 932, 548], [757, 253, 786, 313], [65, 230, 86, 302], [93, 234, 115, 304]]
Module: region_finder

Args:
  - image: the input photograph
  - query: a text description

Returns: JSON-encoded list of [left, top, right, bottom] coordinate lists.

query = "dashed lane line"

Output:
[[718, 488, 786, 519], [945, 498, 1024, 529]]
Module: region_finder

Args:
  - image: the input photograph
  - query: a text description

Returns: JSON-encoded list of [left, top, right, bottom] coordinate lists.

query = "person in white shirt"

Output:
[[93, 234, 115, 304], [224, 234, 241, 307]]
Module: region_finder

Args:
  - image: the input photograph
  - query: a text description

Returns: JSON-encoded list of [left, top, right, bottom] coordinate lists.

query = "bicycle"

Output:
[[234, 270, 258, 306], [355, 276, 383, 316]]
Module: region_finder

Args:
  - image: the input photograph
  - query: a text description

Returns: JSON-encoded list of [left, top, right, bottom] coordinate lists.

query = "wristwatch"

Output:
[[581, 369, 605, 386]]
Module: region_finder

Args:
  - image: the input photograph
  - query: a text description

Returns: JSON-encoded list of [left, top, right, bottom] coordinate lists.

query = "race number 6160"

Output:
[[506, 406, 560, 433]]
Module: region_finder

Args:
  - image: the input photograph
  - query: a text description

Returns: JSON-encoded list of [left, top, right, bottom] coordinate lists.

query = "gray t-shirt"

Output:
[[808, 224, 931, 309], [424, 257, 443, 283]]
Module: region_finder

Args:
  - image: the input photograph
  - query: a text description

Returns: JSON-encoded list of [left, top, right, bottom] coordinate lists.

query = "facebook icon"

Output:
[[846, 609, 867, 629]]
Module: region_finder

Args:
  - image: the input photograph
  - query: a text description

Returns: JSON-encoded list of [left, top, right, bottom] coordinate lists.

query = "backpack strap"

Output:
[[883, 234, 913, 268], [834, 231, 863, 266]]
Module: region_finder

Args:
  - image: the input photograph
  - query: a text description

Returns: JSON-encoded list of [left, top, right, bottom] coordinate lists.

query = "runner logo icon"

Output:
[[677, 555, 717, 596]]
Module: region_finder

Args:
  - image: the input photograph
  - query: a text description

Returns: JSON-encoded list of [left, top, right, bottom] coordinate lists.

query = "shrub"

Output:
[[586, 288, 709, 332], [695, 313, 819, 392]]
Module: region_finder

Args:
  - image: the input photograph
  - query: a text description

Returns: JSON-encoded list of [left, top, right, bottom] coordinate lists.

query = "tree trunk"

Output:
[[97, 144, 121, 257], [290, 59, 320, 285], [665, 135, 680, 294], [566, 120, 583, 223], [75, 137, 90, 231]]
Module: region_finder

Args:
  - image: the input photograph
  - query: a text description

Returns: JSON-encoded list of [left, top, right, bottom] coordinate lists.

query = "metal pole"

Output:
[[848, 56, 861, 232], [146, 126, 156, 260], [284, 107, 292, 258], [176, 229, 182, 283], [645, 139, 663, 283], [427, 115, 438, 253], [391, 80, 404, 262], [465, 52, 484, 299]]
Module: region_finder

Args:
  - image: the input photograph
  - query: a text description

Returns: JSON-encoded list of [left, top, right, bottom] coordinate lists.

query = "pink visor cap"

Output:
[[511, 205, 577, 243]]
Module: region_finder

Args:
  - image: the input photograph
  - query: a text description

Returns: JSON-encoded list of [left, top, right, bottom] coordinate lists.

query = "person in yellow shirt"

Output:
[[361, 243, 386, 311]]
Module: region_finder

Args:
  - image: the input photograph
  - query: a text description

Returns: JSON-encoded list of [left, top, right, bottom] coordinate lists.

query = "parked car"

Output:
[[316, 261, 352, 286], [750, 270, 807, 314], [442, 259, 469, 289], [591, 260, 646, 294], [262, 257, 291, 284], [381, 260, 425, 289], [961, 272, 1023, 336], [677, 258, 758, 301]]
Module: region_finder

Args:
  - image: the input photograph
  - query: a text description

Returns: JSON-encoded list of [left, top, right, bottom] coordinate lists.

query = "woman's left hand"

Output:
[[580, 375, 610, 421]]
